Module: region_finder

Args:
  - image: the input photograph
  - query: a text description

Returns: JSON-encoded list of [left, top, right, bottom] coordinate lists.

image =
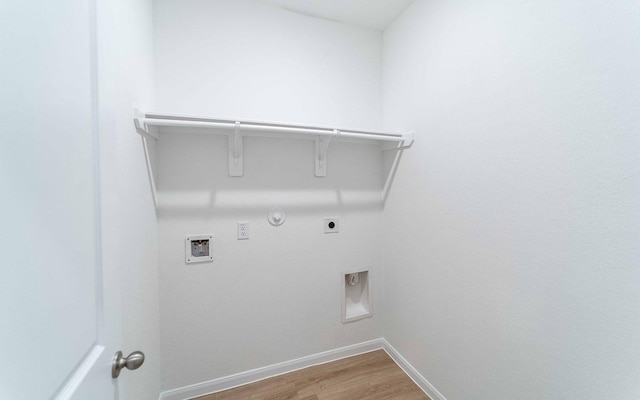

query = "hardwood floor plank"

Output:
[[194, 350, 430, 400]]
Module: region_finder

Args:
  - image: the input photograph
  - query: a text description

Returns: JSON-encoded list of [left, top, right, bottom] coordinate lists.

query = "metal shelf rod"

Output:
[[139, 117, 406, 142]]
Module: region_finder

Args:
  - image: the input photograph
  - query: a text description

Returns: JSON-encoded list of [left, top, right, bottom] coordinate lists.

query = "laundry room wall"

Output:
[[153, 0, 388, 391], [382, 1, 640, 399]]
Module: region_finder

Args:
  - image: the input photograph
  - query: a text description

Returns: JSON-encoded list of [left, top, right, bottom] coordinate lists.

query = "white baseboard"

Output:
[[159, 339, 385, 400], [380, 339, 447, 400], [159, 338, 446, 400]]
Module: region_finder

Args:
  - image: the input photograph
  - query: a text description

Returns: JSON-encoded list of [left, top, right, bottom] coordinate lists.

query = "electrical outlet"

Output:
[[237, 221, 250, 240], [324, 217, 339, 234]]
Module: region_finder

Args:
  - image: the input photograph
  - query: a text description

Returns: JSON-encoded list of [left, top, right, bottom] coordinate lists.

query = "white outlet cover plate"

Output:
[[325, 217, 339, 233], [237, 221, 250, 240], [185, 234, 214, 263]]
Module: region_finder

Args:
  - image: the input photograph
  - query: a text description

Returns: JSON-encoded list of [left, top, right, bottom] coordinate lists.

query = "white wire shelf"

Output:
[[133, 109, 414, 205]]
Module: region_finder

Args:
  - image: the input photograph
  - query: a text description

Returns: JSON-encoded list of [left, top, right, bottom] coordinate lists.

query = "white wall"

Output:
[[153, 0, 386, 391], [382, 1, 640, 399], [154, 0, 382, 129], [97, 0, 161, 398]]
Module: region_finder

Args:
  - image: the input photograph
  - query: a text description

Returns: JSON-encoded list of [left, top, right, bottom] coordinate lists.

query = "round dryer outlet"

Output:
[[268, 209, 286, 226]]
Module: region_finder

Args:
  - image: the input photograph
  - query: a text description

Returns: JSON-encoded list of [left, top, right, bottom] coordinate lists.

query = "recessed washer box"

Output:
[[185, 234, 213, 263], [342, 269, 372, 323]]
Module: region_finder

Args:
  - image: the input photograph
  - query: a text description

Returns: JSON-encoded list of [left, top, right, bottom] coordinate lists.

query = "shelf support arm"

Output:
[[315, 132, 333, 177], [228, 121, 244, 176], [141, 135, 158, 208]]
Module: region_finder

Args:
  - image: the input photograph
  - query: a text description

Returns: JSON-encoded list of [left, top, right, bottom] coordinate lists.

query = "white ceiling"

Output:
[[258, 0, 415, 30]]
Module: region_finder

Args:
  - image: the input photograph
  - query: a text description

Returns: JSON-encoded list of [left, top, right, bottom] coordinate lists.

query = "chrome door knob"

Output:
[[112, 350, 145, 378]]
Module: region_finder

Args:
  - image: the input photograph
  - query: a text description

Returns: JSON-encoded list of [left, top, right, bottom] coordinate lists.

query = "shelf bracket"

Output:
[[228, 122, 244, 176], [382, 131, 415, 152], [402, 132, 415, 148], [315, 133, 332, 177], [133, 108, 159, 140]]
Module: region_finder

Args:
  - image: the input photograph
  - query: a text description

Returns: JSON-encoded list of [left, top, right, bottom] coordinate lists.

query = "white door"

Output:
[[0, 0, 125, 398]]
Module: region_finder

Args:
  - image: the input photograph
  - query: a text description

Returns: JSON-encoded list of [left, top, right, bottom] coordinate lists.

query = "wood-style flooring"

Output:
[[194, 349, 430, 400]]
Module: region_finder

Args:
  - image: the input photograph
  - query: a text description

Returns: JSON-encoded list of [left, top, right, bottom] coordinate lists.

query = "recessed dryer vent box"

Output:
[[185, 234, 213, 263], [342, 269, 372, 323]]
